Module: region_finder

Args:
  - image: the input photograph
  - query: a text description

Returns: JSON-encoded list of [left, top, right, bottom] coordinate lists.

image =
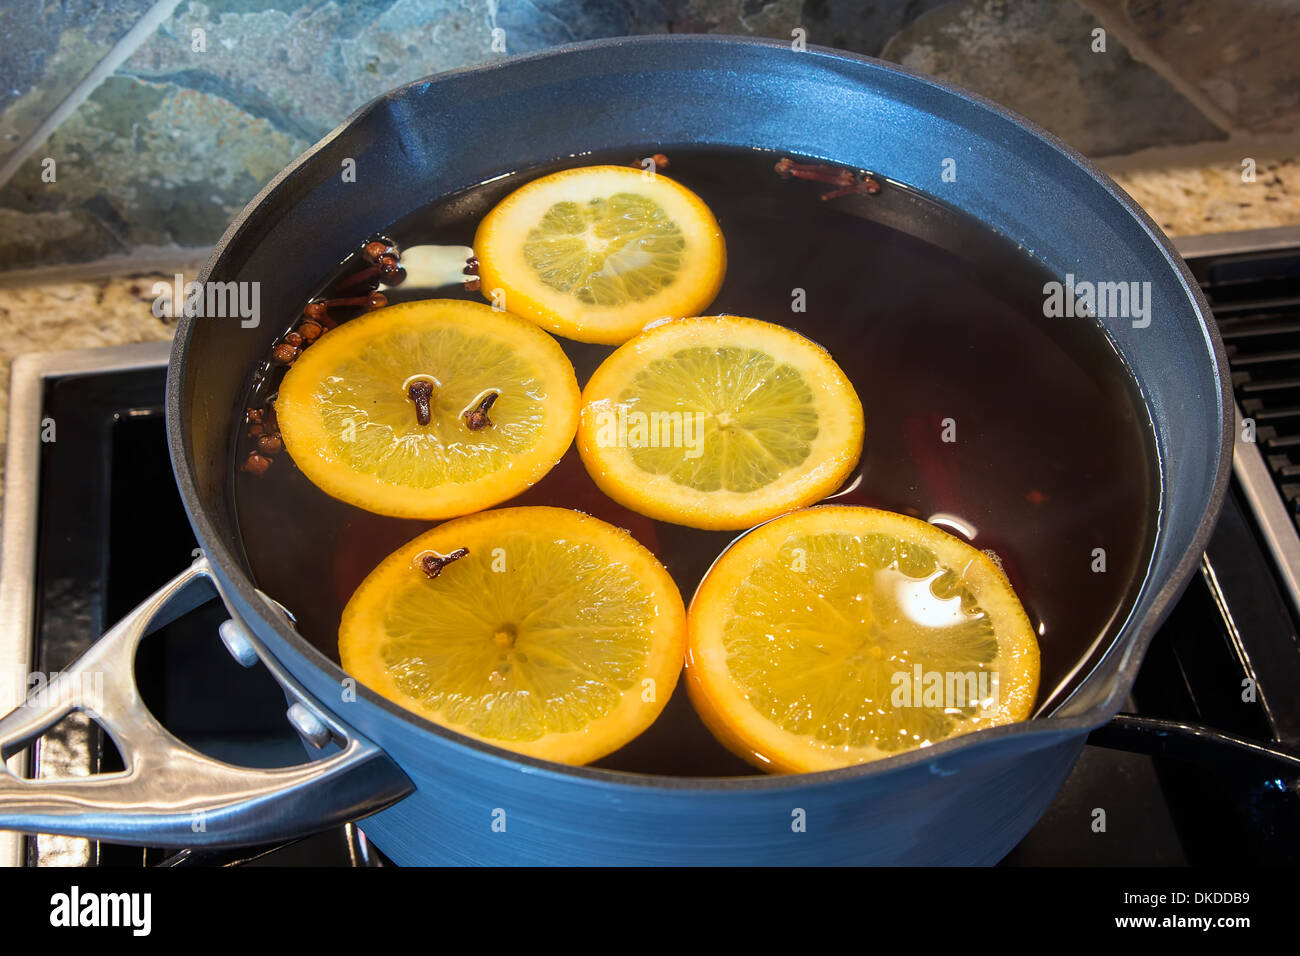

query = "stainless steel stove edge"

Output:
[[1173, 227, 1300, 620], [0, 340, 172, 867], [1173, 224, 1300, 260]]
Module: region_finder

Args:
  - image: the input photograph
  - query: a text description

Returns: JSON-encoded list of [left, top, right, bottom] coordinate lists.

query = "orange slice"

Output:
[[474, 165, 726, 344], [687, 506, 1040, 773], [576, 316, 864, 530], [339, 506, 686, 765], [275, 299, 579, 519]]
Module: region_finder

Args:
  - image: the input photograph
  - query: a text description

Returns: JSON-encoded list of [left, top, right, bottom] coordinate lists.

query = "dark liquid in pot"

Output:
[[232, 146, 1158, 777]]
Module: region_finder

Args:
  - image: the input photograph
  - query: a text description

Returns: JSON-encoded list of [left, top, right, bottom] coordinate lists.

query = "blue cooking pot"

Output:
[[0, 35, 1233, 864]]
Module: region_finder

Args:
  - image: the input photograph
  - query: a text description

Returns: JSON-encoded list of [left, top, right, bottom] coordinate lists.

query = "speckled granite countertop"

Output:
[[0, 274, 186, 449], [1, 156, 1297, 465], [1111, 157, 1300, 236]]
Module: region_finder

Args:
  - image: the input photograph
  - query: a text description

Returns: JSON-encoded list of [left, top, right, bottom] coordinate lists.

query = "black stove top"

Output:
[[5, 236, 1300, 867]]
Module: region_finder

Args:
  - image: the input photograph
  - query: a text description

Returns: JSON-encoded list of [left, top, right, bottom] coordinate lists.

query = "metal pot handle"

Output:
[[0, 556, 412, 848]]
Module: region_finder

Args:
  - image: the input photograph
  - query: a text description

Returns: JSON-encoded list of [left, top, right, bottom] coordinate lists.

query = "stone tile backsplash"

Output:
[[0, 0, 1294, 271], [0, 0, 157, 170], [882, 0, 1227, 157]]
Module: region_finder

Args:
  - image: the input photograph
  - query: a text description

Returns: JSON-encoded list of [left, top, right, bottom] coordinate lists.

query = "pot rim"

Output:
[[167, 33, 1234, 792]]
